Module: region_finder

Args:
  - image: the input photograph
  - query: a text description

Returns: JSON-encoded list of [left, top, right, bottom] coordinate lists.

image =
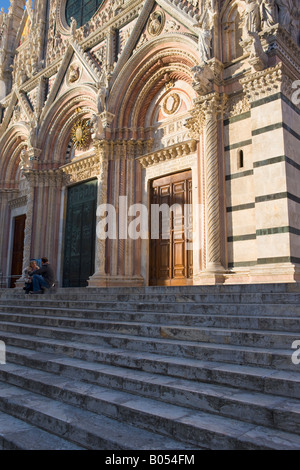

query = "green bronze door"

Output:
[[63, 179, 97, 287]]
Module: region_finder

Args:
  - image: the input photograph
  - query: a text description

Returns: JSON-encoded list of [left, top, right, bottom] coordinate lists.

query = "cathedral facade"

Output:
[[0, 0, 299, 288]]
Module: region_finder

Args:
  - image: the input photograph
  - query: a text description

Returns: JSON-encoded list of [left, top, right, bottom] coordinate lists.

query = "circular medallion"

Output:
[[162, 93, 180, 115], [147, 10, 165, 37], [71, 119, 91, 150]]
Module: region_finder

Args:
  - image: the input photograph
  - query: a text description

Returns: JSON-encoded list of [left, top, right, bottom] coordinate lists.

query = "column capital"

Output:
[[194, 92, 228, 120], [184, 93, 228, 137]]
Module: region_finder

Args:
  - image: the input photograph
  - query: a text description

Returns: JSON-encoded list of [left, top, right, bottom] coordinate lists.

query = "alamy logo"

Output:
[[96, 198, 205, 251], [0, 340, 5, 364], [292, 81, 300, 106], [291, 340, 300, 365]]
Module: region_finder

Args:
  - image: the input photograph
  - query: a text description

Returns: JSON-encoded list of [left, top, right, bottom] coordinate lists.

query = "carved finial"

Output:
[[70, 17, 77, 38]]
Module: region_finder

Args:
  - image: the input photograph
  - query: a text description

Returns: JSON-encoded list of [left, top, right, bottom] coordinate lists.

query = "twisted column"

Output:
[[95, 141, 109, 276], [200, 94, 226, 273], [22, 172, 35, 275]]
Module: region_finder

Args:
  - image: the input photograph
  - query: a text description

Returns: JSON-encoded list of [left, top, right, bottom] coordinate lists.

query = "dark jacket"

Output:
[[33, 263, 55, 286]]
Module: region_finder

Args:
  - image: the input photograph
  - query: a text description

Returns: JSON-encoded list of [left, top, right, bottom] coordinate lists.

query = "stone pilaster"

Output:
[[240, 64, 300, 283], [22, 175, 35, 274]]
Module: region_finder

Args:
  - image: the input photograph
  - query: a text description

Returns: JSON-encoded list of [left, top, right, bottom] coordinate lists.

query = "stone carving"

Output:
[[195, 0, 217, 63], [261, 0, 278, 29], [96, 85, 108, 114], [240, 0, 270, 70], [89, 113, 104, 140], [192, 63, 215, 95], [226, 94, 251, 119], [276, 0, 292, 26], [0, 9, 8, 76], [240, 63, 284, 102], [70, 17, 77, 39], [239, 0, 299, 44], [242, 0, 261, 39], [147, 11, 165, 37], [68, 64, 80, 83], [248, 31, 268, 70], [28, 122, 38, 149], [19, 148, 30, 170], [162, 93, 180, 115]]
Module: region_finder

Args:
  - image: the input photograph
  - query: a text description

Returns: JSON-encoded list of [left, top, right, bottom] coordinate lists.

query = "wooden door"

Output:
[[10, 214, 26, 288], [63, 179, 97, 287], [149, 171, 193, 286]]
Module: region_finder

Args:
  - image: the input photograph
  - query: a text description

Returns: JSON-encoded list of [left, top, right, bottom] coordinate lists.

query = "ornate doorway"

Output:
[[149, 170, 193, 286], [63, 179, 97, 287], [10, 214, 26, 288]]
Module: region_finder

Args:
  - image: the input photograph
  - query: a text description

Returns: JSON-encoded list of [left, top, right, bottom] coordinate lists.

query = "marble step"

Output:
[[0, 381, 196, 450], [0, 314, 298, 348], [3, 290, 300, 304], [2, 334, 299, 394], [0, 299, 299, 316], [1, 364, 300, 450], [0, 410, 85, 450], [0, 328, 294, 371], [3, 347, 300, 435], [1, 308, 300, 332], [4, 282, 300, 296]]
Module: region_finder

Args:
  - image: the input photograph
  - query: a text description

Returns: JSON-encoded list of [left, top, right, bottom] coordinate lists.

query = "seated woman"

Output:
[[23, 259, 40, 294]]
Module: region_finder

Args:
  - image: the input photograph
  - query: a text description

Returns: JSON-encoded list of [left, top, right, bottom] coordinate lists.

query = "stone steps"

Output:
[[2, 345, 300, 435], [3, 290, 300, 303], [1, 298, 300, 316], [3, 283, 300, 296], [0, 323, 294, 371], [0, 331, 298, 396], [1, 306, 300, 331], [0, 312, 298, 348], [0, 284, 299, 449], [1, 362, 300, 450], [0, 380, 195, 450], [0, 409, 85, 450]]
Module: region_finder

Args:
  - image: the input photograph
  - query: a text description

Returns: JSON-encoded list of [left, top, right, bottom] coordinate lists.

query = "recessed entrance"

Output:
[[149, 170, 193, 286], [10, 214, 26, 288], [63, 179, 97, 287]]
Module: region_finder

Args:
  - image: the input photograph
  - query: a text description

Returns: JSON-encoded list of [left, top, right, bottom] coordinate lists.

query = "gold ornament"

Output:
[[71, 119, 91, 150], [162, 93, 180, 115]]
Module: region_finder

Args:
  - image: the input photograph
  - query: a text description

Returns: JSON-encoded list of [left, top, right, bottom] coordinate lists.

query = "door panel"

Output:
[[63, 179, 97, 287], [150, 171, 193, 286]]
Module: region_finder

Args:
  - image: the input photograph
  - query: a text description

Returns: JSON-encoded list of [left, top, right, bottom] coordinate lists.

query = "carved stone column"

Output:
[[203, 95, 225, 273], [88, 139, 109, 286], [22, 175, 35, 274], [187, 92, 227, 283]]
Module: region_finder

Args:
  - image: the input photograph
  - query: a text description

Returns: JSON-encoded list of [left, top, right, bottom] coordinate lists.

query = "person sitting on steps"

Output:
[[23, 259, 40, 294], [30, 257, 55, 294]]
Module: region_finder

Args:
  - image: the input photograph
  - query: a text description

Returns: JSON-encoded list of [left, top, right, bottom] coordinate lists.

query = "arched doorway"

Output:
[[63, 179, 97, 287]]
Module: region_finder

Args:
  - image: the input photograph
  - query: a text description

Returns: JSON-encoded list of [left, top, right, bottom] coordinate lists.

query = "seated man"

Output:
[[30, 257, 55, 294]]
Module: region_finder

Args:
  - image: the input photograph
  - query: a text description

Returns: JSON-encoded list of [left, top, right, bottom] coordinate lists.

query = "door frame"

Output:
[[7, 205, 27, 288], [140, 158, 199, 286], [149, 170, 193, 286], [62, 178, 98, 287]]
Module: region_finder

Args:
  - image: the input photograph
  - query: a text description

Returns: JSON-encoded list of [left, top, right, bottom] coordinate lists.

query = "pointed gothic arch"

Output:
[[108, 34, 199, 136], [38, 84, 98, 165], [0, 124, 28, 188]]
